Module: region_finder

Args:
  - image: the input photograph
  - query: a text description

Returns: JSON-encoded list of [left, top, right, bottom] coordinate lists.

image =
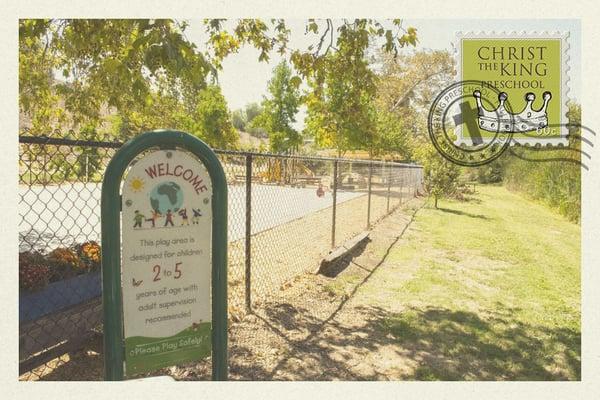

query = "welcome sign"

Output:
[[101, 130, 228, 381], [121, 150, 212, 376]]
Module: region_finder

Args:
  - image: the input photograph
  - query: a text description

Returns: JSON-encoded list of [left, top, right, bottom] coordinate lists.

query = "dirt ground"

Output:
[[220, 197, 425, 381], [22, 193, 422, 381], [227, 188, 410, 316]]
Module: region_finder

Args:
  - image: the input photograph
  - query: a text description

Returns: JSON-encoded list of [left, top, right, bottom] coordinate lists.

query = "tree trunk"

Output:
[[434, 195, 438, 209]]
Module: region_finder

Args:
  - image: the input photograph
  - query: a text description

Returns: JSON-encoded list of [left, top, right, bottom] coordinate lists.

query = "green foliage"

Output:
[[180, 85, 239, 149], [19, 19, 213, 137], [204, 19, 417, 79], [244, 102, 262, 123], [465, 158, 507, 184], [372, 110, 415, 161], [373, 50, 455, 159], [367, 49, 459, 203], [21, 18, 418, 154], [415, 144, 461, 208], [251, 61, 301, 153], [303, 23, 379, 156], [205, 19, 418, 156], [484, 103, 582, 222], [106, 89, 185, 139], [231, 109, 246, 131], [242, 103, 268, 137]]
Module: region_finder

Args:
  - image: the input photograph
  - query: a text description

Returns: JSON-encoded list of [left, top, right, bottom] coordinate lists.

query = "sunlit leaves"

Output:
[[183, 85, 239, 149], [19, 19, 213, 138], [250, 61, 301, 153]]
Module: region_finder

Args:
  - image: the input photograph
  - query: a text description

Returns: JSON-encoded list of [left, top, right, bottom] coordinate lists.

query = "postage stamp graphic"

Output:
[[454, 32, 570, 146]]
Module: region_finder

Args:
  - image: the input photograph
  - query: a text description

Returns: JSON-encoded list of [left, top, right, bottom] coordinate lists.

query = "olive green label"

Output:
[[457, 33, 568, 144]]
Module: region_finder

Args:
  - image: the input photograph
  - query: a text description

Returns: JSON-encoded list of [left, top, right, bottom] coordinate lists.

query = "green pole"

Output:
[[101, 130, 228, 381]]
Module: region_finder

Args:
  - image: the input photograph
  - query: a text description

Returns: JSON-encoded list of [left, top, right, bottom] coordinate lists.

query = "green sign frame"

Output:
[[101, 130, 228, 381]]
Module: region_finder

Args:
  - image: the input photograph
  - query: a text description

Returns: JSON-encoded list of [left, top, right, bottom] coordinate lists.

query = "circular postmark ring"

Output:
[[428, 80, 515, 167]]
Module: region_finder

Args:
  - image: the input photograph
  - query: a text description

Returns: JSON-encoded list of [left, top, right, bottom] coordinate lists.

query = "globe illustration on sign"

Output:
[[149, 181, 184, 214]]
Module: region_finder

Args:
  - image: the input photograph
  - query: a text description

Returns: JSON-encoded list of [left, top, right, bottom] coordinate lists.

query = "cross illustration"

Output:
[[452, 101, 483, 146]]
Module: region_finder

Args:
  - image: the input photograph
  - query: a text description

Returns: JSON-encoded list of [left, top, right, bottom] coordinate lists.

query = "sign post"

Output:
[[101, 130, 227, 380]]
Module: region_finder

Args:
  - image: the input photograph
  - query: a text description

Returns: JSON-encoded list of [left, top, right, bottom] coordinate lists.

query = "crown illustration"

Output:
[[473, 90, 551, 133]]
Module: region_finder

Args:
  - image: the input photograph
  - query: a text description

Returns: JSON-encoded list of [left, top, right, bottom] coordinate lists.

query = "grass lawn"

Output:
[[342, 185, 580, 380]]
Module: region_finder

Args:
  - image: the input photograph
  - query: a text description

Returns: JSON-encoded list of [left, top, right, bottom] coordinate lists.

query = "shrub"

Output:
[[416, 144, 461, 208], [19, 251, 51, 291], [76, 241, 101, 270], [496, 102, 581, 223], [47, 247, 84, 280]]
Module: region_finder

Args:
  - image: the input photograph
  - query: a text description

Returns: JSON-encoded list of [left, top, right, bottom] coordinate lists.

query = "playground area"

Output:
[[19, 182, 366, 252], [18, 136, 423, 380]]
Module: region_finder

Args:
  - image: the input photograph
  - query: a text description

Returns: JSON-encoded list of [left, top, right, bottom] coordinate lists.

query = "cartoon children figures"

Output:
[[138, 206, 194, 228], [133, 210, 145, 228], [164, 209, 174, 227], [178, 208, 189, 226], [192, 208, 202, 224], [146, 209, 161, 228]]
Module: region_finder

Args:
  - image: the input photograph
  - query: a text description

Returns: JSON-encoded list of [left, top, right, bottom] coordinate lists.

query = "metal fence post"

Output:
[[386, 163, 391, 214], [85, 154, 89, 183], [245, 154, 252, 314], [398, 170, 410, 207], [331, 160, 338, 248], [367, 161, 373, 228], [399, 169, 404, 206], [43, 151, 47, 184], [410, 168, 417, 197]]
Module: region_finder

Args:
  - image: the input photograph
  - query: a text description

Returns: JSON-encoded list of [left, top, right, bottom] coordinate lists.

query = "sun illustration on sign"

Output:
[[129, 177, 145, 192]]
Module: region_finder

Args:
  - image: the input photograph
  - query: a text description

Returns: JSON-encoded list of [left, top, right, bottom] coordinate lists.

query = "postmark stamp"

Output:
[[428, 80, 514, 166]]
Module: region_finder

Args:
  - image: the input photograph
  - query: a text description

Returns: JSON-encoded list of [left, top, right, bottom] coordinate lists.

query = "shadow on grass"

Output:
[[253, 302, 580, 381], [377, 305, 580, 380], [436, 207, 490, 220], [33, 198, 579, 381]]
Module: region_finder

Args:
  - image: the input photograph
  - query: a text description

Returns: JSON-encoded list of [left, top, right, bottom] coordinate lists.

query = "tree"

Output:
[[303, 21, 382, 157], [20, 18, 418, 147], [373, 49, 458, 206], [180, 85, 239, 149], [372, 109, 415, 160], [244, 102, 262, 123], [376, 50, 454, 114], [415, 144, 460, 209], [204, 19, 418, 80], [502, 102, 582, 222], [243, 103, 268, 138], [204, 19, 417, 155], [371, 50, 455, 159], [231, 108, 246, 131], [19, 19, 213, 137], [251, 61, 301, 153]]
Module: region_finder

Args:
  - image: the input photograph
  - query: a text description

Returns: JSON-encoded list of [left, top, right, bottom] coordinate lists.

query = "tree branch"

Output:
[[389, 69, 449, 112]]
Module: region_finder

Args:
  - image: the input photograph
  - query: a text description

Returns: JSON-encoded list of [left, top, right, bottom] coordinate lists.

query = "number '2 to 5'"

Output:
[[153, 262, 182, 281]]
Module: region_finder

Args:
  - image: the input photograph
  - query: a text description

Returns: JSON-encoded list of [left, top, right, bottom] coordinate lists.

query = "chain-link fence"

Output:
[[18, 134, 423, 380]]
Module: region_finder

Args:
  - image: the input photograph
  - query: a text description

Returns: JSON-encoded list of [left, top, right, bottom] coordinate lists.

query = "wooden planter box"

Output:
[[19, 270, 102, 322]]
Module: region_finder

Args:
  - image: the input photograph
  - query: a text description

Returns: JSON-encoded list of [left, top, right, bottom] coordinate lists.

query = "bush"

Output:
[[76, 241, 101, 270], [504, 155, 580, 223], [19, 242, 103, 292], [416, 144, 461, 208], [502, 103, 581, 223], [47, 247, 84, 280], [19, 251, 50, 291]]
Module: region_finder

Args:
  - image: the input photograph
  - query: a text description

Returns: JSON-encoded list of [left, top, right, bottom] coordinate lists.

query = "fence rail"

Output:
[[18, 134, 423, 380]]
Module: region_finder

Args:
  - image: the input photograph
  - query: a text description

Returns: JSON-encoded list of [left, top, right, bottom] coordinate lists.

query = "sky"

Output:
[[185, 19, 581, 131]]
